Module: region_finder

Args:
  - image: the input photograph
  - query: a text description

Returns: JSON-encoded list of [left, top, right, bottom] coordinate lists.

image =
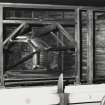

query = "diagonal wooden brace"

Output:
[[3, 22, 26, 46], [50, 32, 65, 47], [57, 23, 75, 48], [7, 51, 38, 70]]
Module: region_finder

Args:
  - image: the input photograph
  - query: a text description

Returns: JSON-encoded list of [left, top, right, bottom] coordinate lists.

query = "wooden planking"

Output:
[[3, 8, 76, 77], [87, 10, 94, 83], [0, 6, 3, 86], [81, 11, 88, 81], [75, 8, 81, 84], [95, 12, 105, 78], [2, 3, 105, 83]]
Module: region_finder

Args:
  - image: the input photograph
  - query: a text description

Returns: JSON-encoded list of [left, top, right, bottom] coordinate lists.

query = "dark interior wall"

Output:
[[0, 0, 105, 7]]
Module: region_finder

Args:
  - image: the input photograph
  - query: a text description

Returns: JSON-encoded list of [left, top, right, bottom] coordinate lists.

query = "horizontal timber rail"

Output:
[[0, 3, 105, 11]]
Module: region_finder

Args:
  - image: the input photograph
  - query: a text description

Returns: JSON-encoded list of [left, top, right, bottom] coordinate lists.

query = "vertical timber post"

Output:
[[0, 6, 4, 86], [75, 8, 81, 84], [87, 10, 94, 84]]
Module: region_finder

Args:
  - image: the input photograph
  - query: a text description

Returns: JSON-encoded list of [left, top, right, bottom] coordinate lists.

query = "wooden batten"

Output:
[[87, 10, 94, 83], [0, 6, 3, 86], [75, 8, 81, 84]]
